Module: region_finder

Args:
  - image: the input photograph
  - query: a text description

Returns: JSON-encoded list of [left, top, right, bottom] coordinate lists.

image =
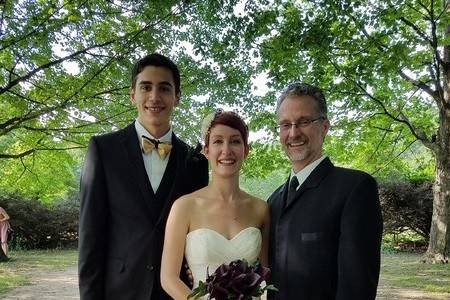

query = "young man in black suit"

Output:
[[78, 53, 208, 300], [268, 83, 383, 300]]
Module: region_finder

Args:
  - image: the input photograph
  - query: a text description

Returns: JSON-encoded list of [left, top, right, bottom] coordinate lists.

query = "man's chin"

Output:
[[140, 116, 167, 126], [288, 152, 308, 163]]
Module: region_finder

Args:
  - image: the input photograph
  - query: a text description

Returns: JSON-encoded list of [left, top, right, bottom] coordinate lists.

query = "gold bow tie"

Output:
[[141, 136, 172, 159]]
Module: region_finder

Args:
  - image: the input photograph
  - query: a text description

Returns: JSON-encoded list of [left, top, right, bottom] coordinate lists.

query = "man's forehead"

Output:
[[277, 106, 317, 115], [278, 96, 319, 113], [138, 80, 173, 86], [277, 113, 318, 122], [285, 94, 316, 103], [210, 133, 241, 137], [136, 66, 175, 84]]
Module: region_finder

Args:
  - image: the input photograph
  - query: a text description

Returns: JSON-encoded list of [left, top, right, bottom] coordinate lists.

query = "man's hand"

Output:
[[184, 263, 194, 287]]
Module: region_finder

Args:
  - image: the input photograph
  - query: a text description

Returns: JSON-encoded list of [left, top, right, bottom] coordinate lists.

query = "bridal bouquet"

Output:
[[189, 259, 277, 300]]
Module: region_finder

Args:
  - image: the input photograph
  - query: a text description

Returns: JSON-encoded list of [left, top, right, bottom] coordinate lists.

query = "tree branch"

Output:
[[19, 107, 133, 133], [351, 4, 443, 109], [0, 1, 80, 52], [399, 16, 433, 46], [0, 149, 35, 159], [0, 39, 117, 96], [36, 146, 86, 151], [398, 70, 440, 102], [417, 0, 433, 19], [0, 144, 87, 160], [18, 153, 39, 182], [6, 89, 46, 105], [366, 123, 391, 163], [356, 81, 430, 144], [0, 0, 5, 36], [371, 139, 417, 175], [0, 2, 190, 134], [1, 0, 184, 96], [436, 1, 449, 20], [0, 60, 128, 136]]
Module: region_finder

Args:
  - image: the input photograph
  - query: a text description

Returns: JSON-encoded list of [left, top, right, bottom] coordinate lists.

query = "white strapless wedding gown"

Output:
[[185, 226, 262, 298]]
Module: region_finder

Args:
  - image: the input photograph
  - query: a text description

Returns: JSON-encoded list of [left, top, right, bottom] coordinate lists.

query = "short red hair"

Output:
[[204, 110, 249, 148]]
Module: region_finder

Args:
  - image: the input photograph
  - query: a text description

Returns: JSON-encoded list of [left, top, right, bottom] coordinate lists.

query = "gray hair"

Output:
[[276, 82, 328, 117]]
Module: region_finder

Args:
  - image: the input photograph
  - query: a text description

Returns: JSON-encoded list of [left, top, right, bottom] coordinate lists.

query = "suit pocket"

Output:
[[107, 258, 125, 273], [292, 232, 338, 278], [300, 232, 337, 242]]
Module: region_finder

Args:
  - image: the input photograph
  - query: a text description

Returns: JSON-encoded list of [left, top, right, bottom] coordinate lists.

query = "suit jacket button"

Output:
[[147, 265, 154, 271]]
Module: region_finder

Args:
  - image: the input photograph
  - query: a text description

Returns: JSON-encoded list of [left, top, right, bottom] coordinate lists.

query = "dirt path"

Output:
[[376, 279, 449, 300], [2, 266, 449, 300], [2, 265, 78, 300]]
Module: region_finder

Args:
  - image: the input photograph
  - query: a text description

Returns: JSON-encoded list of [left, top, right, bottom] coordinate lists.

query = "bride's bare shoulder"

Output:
[[173, 187, 210, 209], [242, 191, 268, 209]]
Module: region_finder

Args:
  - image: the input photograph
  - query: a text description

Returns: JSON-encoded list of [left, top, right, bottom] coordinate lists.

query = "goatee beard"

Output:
[[287, 149, 308, 162]]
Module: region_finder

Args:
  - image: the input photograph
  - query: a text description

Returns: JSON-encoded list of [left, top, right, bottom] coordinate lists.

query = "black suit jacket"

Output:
[[78, 123, 208, 300], [267, 158, 382, 300]]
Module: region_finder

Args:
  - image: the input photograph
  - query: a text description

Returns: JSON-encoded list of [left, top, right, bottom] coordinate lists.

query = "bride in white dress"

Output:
[[161, 110, 270, 300]]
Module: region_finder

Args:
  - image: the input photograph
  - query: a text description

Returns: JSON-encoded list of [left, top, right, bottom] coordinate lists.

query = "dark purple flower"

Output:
[[189, 259, 277, 300]]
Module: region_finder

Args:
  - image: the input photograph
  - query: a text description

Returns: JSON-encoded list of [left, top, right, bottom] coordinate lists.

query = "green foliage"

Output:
[[0, 149, 81, 204], [240, 169, 289, 200], [179, 0, 443, 182], [1, 0, 447, 203], [379, 180, 433, 240], [0, 1, 219, 200], [382, 231, 427, 254], [0, 192, 79, 249], [242, 142, 288, 178], [266, 3, 440, 158], [325, 129, 435, 180]]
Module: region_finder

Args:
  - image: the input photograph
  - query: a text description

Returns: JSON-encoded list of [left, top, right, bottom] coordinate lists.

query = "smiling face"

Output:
[[204, 124, 249, 178], [277, 95, 329, 172], [130, 66, 180, 138]]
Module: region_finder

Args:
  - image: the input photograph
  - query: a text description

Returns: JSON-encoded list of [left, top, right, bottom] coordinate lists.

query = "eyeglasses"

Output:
[[276, 117, 325, 133]]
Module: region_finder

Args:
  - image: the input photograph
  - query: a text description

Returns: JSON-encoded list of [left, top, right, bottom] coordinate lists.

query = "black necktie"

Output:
[[285, 176, 299, 208]]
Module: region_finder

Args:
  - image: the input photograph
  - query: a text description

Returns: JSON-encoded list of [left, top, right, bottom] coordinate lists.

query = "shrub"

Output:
[[0, 192, 79, 249], [382, 231, 427, 253], [379, 180, 432, 240]]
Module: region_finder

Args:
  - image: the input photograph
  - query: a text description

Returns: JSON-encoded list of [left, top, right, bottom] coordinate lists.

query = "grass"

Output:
[[0, 249, 449, 297], [379, 232, 450, 294], [0, 249, 77, 295], [380, 253, 450, 294]]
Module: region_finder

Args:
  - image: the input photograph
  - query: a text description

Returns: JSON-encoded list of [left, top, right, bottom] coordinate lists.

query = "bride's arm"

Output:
[[161, 197, 193, 300]]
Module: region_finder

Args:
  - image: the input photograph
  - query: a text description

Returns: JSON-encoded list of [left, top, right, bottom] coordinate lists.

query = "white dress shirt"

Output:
[[290, 156, 326, 190], [135, 120, 172, 193]]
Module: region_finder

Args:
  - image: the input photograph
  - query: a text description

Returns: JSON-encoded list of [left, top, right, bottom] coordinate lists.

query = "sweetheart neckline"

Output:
[[186, 226, 260, 241]]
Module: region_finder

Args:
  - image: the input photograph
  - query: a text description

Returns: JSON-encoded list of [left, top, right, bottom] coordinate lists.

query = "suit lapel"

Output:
[[283, 157, 334, 210], [155, 133, 187, 226], [120, 123, 159, 223], [273, 178, 290, 221]]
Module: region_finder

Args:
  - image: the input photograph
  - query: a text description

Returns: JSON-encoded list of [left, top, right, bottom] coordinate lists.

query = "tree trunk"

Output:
[[423, 17, 450, 263], [424, 148, 450, 263]]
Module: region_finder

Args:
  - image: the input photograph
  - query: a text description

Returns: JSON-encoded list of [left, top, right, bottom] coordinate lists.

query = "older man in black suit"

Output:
[[78, 53, 208, 300], [268, 83, 383, 300]]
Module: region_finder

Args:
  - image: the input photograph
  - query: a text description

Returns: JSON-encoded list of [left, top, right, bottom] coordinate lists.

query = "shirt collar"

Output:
[[134, 119, 172, 143], [290, 156, 326, 188]]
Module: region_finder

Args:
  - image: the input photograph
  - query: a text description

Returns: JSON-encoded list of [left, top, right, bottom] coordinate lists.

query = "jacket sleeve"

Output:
[[198, 154, 209, 189], [190, 152, 209, 192], [336, 174, 383, 300], [78, 137, 107, 300]]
